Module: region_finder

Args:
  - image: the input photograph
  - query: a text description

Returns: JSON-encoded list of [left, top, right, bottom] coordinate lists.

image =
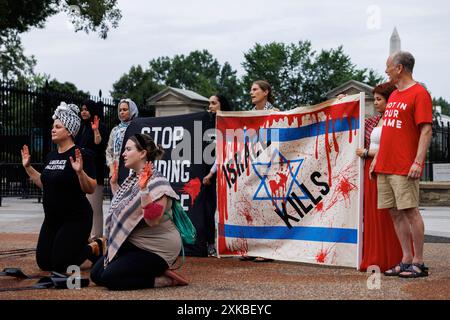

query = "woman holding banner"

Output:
[[250, 80, 279, 111], [203, 94, 233, 256], [356, 82, 403, 272], [105, 98, 139, 189], [91, 133, 189, 290], [239, 80, 279, 262]]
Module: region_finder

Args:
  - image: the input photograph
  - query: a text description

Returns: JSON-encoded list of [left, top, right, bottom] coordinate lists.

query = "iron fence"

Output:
[[0, 80, 120, 205]]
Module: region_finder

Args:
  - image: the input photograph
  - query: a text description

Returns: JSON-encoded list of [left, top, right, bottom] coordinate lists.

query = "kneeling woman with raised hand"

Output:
[[21, 102, 101, 272], [91, 133, 188, 290]]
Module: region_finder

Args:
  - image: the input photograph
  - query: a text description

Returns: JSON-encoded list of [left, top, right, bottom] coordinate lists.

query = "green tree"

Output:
[[111, 65, 162, 108], [47, 79, 89, 97], [0, 0, 122, 80], [216, 62, 241, 108], [151, 50, 241, 106], [433, 97, 450, 116], [111, 50, 241, 110], [0, 30, 36, 80], [241, 41, 384, 110], [149, 50, 221, 97]]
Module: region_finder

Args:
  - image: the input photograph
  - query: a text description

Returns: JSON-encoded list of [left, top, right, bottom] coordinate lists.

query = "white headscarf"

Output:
[[118, 98, 139, 124], [113, 98, 139, 157]]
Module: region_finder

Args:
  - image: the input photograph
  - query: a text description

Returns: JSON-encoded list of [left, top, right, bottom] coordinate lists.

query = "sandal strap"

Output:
[[399, 262, 412, 270], [384, 262, 411, 275], [411, 263, 428, 272]]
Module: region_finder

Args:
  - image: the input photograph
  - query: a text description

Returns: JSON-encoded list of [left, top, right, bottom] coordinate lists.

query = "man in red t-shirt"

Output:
[[370, 51, 433, 278]]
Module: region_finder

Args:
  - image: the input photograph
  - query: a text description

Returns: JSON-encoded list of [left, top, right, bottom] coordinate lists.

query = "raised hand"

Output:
[[138, 162, 153, 190], [69, 148, 84, 173], [20, 144, 31, 168], [203, 172, 213, 186], [91, 115, 99, 131], [21, 145, 31, 168], [110, 160, 119, 185]]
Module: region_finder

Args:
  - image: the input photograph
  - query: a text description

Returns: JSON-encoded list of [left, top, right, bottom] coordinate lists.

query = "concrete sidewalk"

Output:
[[0, 233, 449, 300], [0, 197, 449, 300], [1, 197, 449, 237]]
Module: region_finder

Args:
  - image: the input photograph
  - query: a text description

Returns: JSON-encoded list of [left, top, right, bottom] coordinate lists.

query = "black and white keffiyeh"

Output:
[[52, 102, 81, 136], [251, 101, 275, 111]]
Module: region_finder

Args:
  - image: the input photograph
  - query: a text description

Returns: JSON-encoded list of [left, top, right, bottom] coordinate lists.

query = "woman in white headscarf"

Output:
[[105, 98, 139, 191], [20, 102, 104, 272]]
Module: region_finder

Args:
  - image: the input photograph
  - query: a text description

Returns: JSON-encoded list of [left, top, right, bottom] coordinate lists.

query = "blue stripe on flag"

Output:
[[229, 117, 359, 143], [222, 224, 357, 244]]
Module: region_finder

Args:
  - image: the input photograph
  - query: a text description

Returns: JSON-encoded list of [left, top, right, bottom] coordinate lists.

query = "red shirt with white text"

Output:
[[374, 83, 432, 176]]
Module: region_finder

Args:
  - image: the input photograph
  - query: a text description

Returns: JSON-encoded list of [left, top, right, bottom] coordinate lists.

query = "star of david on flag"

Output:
[[252, 148, 307, 204]]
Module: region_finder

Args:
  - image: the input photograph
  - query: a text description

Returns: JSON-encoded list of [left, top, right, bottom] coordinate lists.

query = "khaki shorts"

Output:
[[377, 174, 419, 210]]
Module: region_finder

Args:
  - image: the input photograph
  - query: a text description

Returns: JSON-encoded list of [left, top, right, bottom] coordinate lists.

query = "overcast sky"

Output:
[[20, 0, 450, 102]]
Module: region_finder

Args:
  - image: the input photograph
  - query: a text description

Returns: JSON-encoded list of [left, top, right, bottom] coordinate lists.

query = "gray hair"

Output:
[[392, 51, 415, 73]]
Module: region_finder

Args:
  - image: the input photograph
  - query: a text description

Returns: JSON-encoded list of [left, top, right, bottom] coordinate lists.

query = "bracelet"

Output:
[[139, 189, 150, 195], [414, 161, 424, 167]]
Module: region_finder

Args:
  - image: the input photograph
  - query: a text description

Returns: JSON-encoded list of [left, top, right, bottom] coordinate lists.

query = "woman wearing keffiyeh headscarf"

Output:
[[20, 102, 104, 272], [105, 98, 139, 189]]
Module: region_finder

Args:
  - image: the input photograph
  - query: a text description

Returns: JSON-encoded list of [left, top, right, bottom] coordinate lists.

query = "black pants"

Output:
[[90, 241, 169, 290], [36, 215, 93, 272], [204, 175, 217, 245]]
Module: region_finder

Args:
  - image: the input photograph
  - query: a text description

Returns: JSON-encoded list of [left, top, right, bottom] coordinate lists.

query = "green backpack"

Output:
[[171, 200, 197, 245]]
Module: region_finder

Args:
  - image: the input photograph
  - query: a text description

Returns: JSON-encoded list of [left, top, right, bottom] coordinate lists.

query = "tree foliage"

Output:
[[111, 50, 241, 109], [0, 0, 121, 80], [433, 97, 450, 116], [240, 41, 384, 110]]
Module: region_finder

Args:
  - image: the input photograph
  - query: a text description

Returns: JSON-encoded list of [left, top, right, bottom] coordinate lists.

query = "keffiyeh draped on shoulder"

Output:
[[104, 167, 179, 266], [251, 101, 275, 111]]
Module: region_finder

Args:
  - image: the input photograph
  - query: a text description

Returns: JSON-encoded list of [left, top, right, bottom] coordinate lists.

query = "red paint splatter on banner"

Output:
[[180, 178, 202, 206], [216, 118, 242, 256], [237, 196, 255, 225], [216, 101, 359, 133], [316, 201, 324, 213], [214, 100, 360, 256], [331, 116, 339, 155], [269, 172, 288, 198], [337, 176, 356, 202], [315, 248, 329, 263], [232, 238, 249, 256], [326, 173, 358, 210], [242, 208, 254, 224], [347, 116, 353, 143], [314, 113, 320, 160], [324, 112, 332, 187]]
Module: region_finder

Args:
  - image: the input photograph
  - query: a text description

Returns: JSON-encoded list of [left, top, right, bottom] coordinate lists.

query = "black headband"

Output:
[[134, 134, 147, 150]]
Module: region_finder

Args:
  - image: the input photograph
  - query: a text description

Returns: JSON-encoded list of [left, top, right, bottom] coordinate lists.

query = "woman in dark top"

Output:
[[75, 99, 108, 240], [202, 94, 233, 256], [21, 102, 104, 272]]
